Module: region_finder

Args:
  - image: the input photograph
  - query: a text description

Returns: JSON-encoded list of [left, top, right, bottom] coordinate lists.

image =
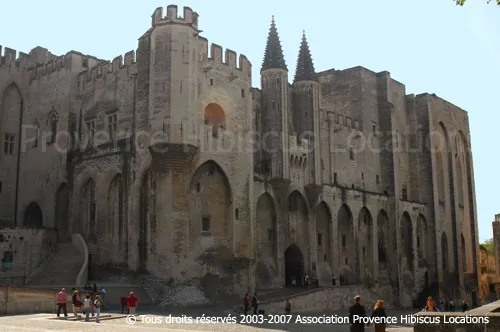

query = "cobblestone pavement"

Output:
[[0, 313, 413, 332]]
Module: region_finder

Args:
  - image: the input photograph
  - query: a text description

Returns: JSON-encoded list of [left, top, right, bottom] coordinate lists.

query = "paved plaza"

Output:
[[0, 313, 413, 332]]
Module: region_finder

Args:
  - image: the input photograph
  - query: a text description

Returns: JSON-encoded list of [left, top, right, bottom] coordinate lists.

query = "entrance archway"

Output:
[[284, 244, 304, 287], [24, 202, 43, 228]]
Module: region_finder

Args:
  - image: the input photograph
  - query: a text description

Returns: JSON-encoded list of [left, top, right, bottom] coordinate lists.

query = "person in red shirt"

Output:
[[243, 293, 249, 315], [127, 292, 138, 314]]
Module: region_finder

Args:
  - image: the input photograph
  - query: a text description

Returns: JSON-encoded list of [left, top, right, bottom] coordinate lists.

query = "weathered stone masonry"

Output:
[[0, 4, 480, 307]]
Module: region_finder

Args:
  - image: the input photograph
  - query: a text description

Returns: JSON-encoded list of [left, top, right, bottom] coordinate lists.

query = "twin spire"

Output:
[[261, 16, 316, 82]]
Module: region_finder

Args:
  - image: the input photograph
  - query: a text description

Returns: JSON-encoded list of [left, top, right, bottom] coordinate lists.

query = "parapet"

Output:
[[151, 5, 199, 29], [27, 54, 67, 81], [288, 134, 310, 155], [77, 50, 136, 90], [198, 37, 252, 81], [0, 45, 32, 68]]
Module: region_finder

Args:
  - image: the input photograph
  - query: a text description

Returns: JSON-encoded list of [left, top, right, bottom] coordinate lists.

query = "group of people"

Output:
[[302, 274, 320, 288], [331, 274, 349, 286], [56, 288, 103, 322], [424, 296, 469, 312], [348, 295, 387, 332], [55, 287, 139, 323]]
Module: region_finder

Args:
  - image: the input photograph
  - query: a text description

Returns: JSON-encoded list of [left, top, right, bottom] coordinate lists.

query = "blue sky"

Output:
[[1, 1, 498, 241]]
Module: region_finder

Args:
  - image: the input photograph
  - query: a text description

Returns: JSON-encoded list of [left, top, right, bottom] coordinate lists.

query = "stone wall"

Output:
[[0, 285, 57, 315], [0, 227, 57, 284]]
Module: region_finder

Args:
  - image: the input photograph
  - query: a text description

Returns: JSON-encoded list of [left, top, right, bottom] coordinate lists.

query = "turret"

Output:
[[292, 31, 321, 185], [260, 16, 290, 179], [142, 5, 200, 143]]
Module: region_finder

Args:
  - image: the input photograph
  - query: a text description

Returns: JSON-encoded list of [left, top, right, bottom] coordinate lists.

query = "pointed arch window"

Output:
[[47, 108, 59, 144]]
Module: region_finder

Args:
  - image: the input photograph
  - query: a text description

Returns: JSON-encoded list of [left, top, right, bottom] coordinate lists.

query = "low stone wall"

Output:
[[0, 285, 57, 315], [260, 285, 380, 314], [414, 300, 500, 332]]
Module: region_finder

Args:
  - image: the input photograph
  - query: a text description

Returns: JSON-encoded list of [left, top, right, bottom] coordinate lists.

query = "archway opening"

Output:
[[441, 232, 449, 272], [23, 202, 43, 228], [417, 215, 427, 264], [338, 204, 355, 279], [55, 184, 69, 242], [255, 193, 277, 285], [284, 244, 304, 287], [357, 207, 373, 276], [401, 212, 414, 271], [108, 174, 124, 263], [316, 202, 332, 265], [377, 210, 389, 272], [189, 160, 232, 239], [287, 191, 309, 251], [80, 179, 96, 242]]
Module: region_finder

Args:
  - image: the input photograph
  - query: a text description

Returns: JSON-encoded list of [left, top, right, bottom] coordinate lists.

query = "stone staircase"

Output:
[[258, 285, 383, 314], [28, 243, 84, 286]]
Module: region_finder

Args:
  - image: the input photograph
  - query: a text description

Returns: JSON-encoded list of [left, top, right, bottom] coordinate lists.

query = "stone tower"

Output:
[[292, 31, 321, 186], [148, 5, 200, 143], [260, 16, 289, 179]]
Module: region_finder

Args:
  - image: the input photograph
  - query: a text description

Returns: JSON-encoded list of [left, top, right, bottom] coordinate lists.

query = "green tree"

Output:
[[481, 238, 494, 255], [456, 0, 500, 5]]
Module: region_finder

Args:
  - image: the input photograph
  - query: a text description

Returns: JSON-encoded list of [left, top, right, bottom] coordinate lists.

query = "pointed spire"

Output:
[[261, 16, 287, 73], [294, 30, 316, 82]]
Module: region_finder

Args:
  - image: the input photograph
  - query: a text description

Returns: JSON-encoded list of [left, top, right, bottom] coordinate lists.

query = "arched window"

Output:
[[47, 108, 59, 144], [204, 103, 226, 138]]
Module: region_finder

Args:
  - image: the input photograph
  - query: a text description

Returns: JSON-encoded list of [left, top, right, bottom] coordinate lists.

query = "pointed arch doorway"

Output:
[[284, 244, 304, 287]]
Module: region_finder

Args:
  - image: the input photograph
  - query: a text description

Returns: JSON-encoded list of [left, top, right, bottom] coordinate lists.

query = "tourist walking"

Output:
[[462, 299, 468, 312], [285, 299, 291, 314], [100, 287, 107, 308], [93, 295, 102, 323], [56, 288, 68, 319], [127, 291, 138, 314], [72, 290, 82, 317], [370, 300, 387, 332], [332, 274, 336, 286], [348, 295, 366, 332], [243, 293, 249, 315], [83, 295, 91, 322], [422, 296, 439, 312], [251, 293, 259, 314]]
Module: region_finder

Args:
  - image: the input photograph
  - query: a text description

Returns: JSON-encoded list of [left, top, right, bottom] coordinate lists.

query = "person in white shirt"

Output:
[[83, 295, 91, 322]]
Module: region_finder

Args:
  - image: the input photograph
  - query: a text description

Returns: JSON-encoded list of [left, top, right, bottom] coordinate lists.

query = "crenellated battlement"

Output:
[[77, 50, 136, 91], [0, 45, 32, 68], [198, 37, 252, 81], [288, 134, 310, 155], [27, 54, 67, 80], [151, 5, 199, 29]]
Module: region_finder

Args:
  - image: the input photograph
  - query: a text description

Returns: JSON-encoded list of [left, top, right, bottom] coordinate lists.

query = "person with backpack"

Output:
[[72, 290, 82, 317], [93, 295, 101, 323]]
